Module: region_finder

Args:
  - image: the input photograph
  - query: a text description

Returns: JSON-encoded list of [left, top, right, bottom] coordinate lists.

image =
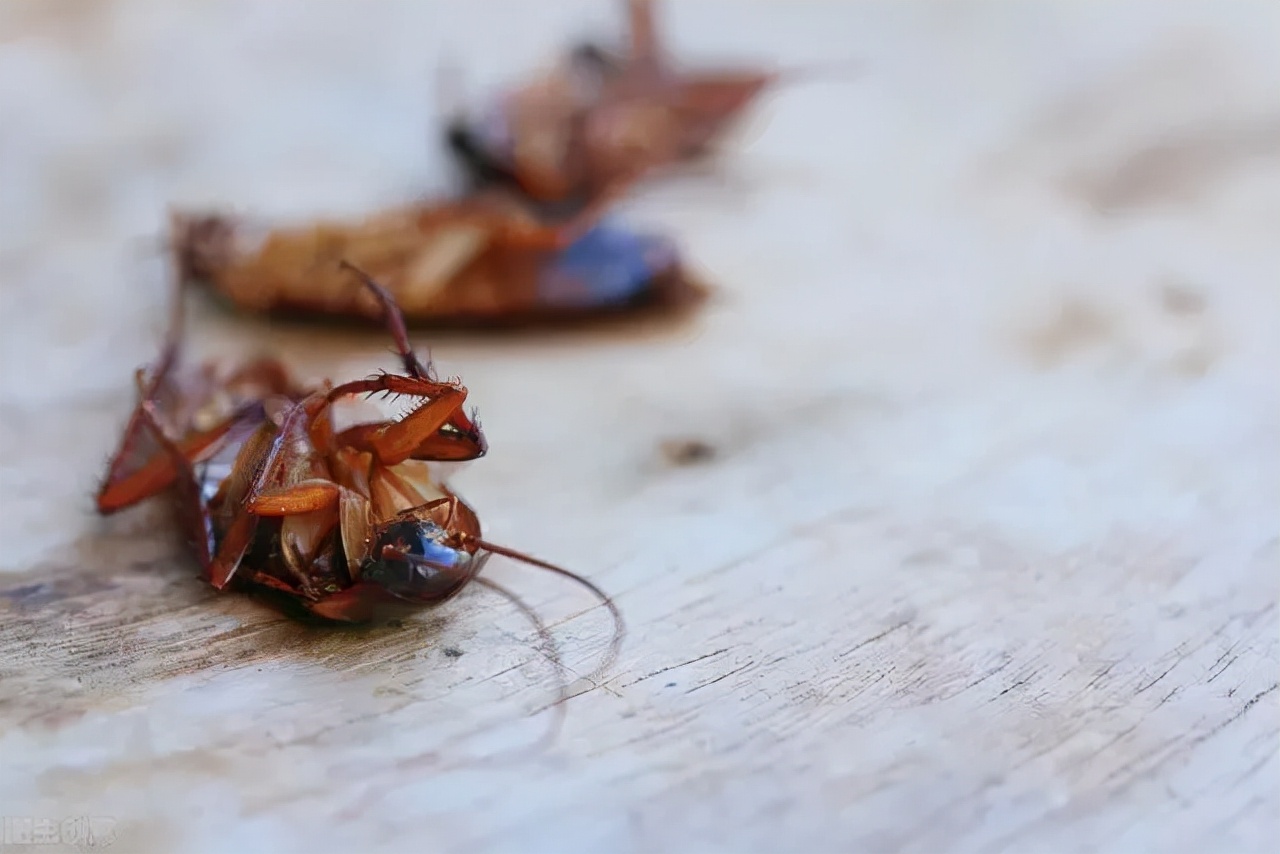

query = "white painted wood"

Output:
[[1, 2, 1276, 852]]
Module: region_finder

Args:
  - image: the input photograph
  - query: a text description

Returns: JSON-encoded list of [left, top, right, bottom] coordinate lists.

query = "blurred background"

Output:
[[1, 2, 1276, 852]]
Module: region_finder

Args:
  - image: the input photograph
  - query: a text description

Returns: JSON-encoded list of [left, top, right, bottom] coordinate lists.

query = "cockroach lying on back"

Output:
[[96, 259, 623, 666], [173, 189, 706, 327], [445, 0, 851, 211]]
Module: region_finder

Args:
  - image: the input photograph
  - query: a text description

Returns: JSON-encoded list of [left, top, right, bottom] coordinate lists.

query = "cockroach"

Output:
[[173, 188, 706, 327], [445, 0, 849, 209], [96, 259, 624, 667]]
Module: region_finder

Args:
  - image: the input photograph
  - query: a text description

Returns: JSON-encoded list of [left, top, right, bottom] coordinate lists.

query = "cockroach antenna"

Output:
[[468, 537, 625, 684]]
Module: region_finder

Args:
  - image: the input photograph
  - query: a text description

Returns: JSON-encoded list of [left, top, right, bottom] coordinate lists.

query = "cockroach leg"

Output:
[[207, 398, 320, 589], [336, 260, 486, 457], [441, 493, 460, 530], [326, 371, 486, 464], [133, 402, 218, 569], [248, 479, 342, 516], [326, 372, 461, 402], [245, 571, 304, 598], [132, 367, 150, 399], [329, 382, 473, 466], [99, 267, 189, 512], [338, 260, 433, 380], [97, 402, 257, 515], [627, 0, 661, 72], [387, 494, 462, 534]]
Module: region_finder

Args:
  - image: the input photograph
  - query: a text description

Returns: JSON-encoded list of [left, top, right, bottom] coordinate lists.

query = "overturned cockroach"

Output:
[[174, 189, 706, 327], [446, 0, 845, 209], [96, 260, 624, 661]]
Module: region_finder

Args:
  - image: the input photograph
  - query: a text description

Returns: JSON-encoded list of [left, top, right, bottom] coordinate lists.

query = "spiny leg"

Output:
[[339, 260, 432, 380], [247, 479, 341, 516], [203, 423, 275, 590], [357, 390, 468, 466], [207, 396, 324, 589], [98, 264, 190, 512], [328, 373, 485, 464], [327, 371, 462, 403], [97, 401, 261, 514], [409, 496, 458, 528], [135, 401, 217, 569], [335, 262, 483, 458], [334, 390, 476, 465]]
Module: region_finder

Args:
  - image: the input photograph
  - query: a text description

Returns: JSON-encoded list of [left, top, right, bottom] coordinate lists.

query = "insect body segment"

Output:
[[174, 195, 705, 326], [96, 264, 620, 631], [364, 517, 485, 602], [445, 0, 779, 210]]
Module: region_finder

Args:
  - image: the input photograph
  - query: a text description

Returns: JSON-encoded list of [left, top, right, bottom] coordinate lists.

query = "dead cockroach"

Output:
[[445, 0, 848, 209], [96, 259, 624, 669], [173, 188, 706, 327]]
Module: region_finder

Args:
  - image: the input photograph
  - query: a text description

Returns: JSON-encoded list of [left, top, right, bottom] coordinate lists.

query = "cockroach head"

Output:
[[169, 211, 234, 283], [362, 519, 488, 605], [444, 117, 518, 191]]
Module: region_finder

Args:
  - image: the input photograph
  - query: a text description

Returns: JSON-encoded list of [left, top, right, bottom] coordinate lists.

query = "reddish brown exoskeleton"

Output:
[[173, 188, 706, 327], [96, 260, 623, 657], [445, 0, 843, 209]]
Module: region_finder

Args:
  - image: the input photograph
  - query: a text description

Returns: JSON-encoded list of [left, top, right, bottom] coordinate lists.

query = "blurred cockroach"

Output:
[[445, 0, 852, 209], [174, 189, 706, 327], [96, 259, 624, 662]]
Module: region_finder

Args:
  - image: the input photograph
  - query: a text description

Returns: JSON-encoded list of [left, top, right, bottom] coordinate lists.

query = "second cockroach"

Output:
[[174, 190, 706, 327], [445, 0, 785, 210]]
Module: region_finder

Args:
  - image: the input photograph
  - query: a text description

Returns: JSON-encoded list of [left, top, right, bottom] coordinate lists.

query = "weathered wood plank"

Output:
[[1, 2, 1277, 852]]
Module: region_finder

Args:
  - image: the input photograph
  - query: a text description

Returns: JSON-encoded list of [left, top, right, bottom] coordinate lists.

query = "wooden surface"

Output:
[[2, 2, 1277, 852]]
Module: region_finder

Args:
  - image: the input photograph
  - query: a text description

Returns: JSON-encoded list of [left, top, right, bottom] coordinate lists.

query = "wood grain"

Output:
[[1, 2, 1277, 852]]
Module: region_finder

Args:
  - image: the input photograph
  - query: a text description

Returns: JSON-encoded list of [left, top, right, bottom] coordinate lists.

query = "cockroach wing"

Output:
[[400, 222, 492, 310]]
